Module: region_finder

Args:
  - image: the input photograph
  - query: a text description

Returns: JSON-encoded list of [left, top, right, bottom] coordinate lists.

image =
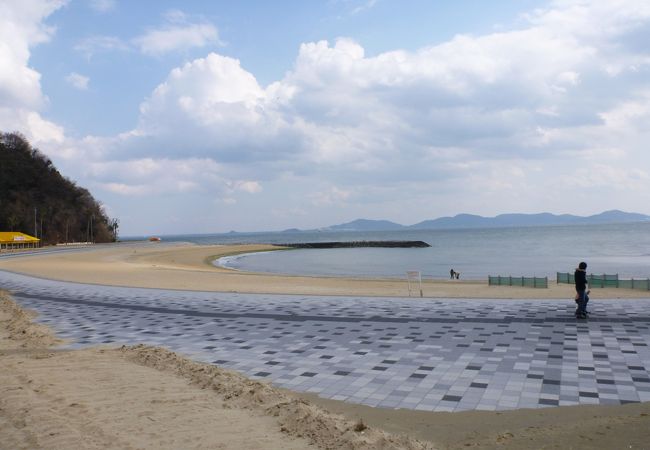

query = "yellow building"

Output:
[[0, 232, 40, 251]]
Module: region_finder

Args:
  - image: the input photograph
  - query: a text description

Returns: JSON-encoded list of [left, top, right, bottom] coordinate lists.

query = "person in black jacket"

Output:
[[574, 261, 590, 319]]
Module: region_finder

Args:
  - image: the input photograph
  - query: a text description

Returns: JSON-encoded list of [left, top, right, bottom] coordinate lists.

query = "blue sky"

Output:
[[2, 1, 650, 235]]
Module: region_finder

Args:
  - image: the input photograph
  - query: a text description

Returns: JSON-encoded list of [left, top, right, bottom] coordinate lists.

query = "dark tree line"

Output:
[[0, 132, 118, 245]]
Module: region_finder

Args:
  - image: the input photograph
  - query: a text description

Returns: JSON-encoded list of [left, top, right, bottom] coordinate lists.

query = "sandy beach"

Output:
[[1, 243, 649, 449], [1, 242, 647, 299]]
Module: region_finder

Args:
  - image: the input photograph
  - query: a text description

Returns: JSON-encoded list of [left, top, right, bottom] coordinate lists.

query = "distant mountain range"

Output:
[[315, 210, 650, 232]]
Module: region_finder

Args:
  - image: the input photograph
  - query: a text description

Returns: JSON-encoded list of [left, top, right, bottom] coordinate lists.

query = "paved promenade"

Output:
[[2, 270, 649, 412]]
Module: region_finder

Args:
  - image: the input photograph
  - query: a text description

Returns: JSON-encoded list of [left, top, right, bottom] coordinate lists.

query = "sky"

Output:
[[2, 0, 650, 236]]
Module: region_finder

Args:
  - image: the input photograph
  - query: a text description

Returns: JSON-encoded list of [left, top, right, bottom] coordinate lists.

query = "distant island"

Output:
[[314, 210, 650, 232]]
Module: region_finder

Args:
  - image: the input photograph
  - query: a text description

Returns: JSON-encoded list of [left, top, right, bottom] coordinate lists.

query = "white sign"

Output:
[[406, 271, 423, 297]]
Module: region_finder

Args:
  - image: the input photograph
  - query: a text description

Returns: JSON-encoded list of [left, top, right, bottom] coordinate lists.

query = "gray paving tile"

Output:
[[1, 270, 650, 412]]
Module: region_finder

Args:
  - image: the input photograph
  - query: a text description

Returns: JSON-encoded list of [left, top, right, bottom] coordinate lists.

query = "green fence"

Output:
[[557, 272, 574, 284], [557, 272, 650, 290], [489, 275, 548, 288], [618, 279, 650, 290]]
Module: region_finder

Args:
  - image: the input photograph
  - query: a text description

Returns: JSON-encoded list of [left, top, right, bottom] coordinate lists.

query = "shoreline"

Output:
[[1, 242, 648, 299], [2, 244, 650, 448]]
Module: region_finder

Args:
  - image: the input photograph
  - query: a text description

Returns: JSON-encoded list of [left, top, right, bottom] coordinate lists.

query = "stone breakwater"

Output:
[[277, 240, 430, 248]]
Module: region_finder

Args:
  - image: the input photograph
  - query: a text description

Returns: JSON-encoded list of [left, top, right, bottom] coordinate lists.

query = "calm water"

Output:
[[129, 222, 650, 280]]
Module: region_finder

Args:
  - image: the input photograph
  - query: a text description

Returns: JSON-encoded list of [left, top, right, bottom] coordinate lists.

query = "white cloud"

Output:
[[0, 108, 64, 144], [349, 0, 378, 16], [163, 9, 190, 24], [97, 0, 650, 226], [0, 0, 64, 109], [0, 0, 66, 143], [599, 92, 650, 132], [24, 110, 64, 143], [217, 197, 237, 205], [310, 187, 352, 206], [561, 164, 650, 190], [89, 0, 115, 13], [83, 157, 265, 203], [271, 206, 308, 218], [74, 35, 129, 59], [228, 180, 263, 194], [65, 72, 89, 90], [5, 0, 650, 232], [102, 182, 150, 196], [128, 52, 288, 162], [91, 0, 636, 191], [74, 10, 219, 59], [133, 11, 221, 56]]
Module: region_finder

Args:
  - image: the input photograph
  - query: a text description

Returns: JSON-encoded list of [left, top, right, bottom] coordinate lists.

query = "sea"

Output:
[[127, 222, 650, 280]]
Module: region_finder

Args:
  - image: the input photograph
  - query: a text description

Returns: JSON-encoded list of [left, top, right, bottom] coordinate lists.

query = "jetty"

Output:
[[277, 240, 430, 249]]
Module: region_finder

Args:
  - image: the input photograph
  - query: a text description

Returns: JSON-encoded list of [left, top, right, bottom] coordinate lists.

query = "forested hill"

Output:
[[0, 132, 117, 245]]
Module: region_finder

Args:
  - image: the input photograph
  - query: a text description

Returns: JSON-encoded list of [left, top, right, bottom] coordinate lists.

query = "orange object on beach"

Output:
[[148, 237, 161, 242]]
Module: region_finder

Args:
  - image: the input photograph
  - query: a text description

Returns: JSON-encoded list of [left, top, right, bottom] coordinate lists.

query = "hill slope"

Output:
[[0, 132, 116, 244]]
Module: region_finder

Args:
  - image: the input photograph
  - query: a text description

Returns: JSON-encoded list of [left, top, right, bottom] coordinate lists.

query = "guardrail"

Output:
[[557, 272, 650, 290], [488, 275, 548, 288]]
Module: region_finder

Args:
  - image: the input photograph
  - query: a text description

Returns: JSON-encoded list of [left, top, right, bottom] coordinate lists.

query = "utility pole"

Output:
[[34, 207, 37, 238]]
